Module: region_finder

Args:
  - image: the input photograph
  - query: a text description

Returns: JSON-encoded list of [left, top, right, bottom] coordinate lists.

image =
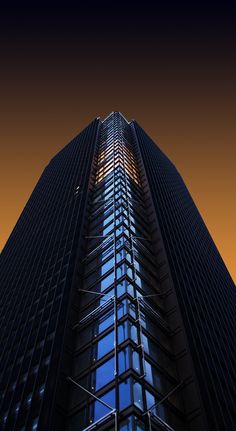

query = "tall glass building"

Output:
[[0, 112, 235, 431]]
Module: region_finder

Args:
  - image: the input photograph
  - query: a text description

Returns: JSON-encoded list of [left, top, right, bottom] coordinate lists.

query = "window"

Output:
[[118, 347, 140, 375], [101, 258, 114, 276], [89, 389, 115, 424], [116, 279, 134, 297], [102, 222, 114, 236], [119, 379, 131, 410], [142, 334, 175, 377], [133, 381, 143, 410], [116, 263, 133, 280], [120, 416, 132, 431], [117, 298, 136, 320], [97, 309, 114, 334], [145, 390, 167, 422], [116, 248, 132, 264], [118, 320, 138, 344], [119, 378, 143, 412], [92, 357, 114, 390], [100, 272, 114, 292], [120, 416, 145, 431], [145, 360, 162, 391], [95, 331, 114, 360]]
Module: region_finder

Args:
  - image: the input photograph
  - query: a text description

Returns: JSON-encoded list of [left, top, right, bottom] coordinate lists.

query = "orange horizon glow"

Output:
[[1, 107, 235, 284]]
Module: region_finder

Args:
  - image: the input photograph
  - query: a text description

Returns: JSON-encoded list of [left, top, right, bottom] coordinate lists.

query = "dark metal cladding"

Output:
[[0, 119, 100, 430], [0, 113, 235, 431], [132, 121, 236, 431]]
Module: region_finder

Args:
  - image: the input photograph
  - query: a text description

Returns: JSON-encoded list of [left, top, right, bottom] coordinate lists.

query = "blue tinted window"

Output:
[[116, 263, 133, 280], [102, 212, 113, 227], [120, 416, 132, 430], [101, 258, 114, 276], [133, 382, 143, 410], [90, 389, 116, 423], [117, 299, 127, 318], [118, 348, 129, 374], [134, 418, 145, 430], [145, 390, 166, 421], [146, 389, 155, 410], [118, 321, 138, 344], [117, 299, 136, 319], [95, 331, 114, 360], [132, 350, 141, 374], [100, 273, 114, 291], [116, 279, 134, 297], [93, 357, 115, 390], [98, 289, 114, 306], [142, 334, 158, 358], [97, 310, 114, 334], [115, 236, 125, 249], [145, 360, 162, 391], [119, 379, 131, 410], [100, 245, 113, 262], [118, 347, 140, 375], [116, 249, 132, 263]]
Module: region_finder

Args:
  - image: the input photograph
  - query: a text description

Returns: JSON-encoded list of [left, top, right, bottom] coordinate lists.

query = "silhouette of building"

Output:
[[0, 112, 235, 431]]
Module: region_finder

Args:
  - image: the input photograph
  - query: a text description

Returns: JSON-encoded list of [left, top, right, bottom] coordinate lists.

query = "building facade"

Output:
[[0, 112, 235, 431]]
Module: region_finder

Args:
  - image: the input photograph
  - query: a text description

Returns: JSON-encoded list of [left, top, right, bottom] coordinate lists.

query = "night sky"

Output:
[[0, 1, 235, 282]]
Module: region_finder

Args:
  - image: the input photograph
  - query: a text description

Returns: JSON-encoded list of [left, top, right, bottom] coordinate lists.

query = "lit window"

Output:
[[118, 321, 138, 344], [119, 378, 143, 411], [101, 258, 114, 276], [94, 331, 114, 360], [89, 389, 115, 424], [100, 272, 114, 292], [92, 357, 115, 390]]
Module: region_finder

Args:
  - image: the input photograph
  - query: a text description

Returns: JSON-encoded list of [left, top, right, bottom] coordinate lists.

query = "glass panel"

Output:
[[94, 331, 114, 360], [132, 349, 141, 374], [133, 381, 143, 410], [118, 348, 129, 374], [119, 379, 131, 410], [119, 416, 132, 431], [145, 390, 167, 422], [144, 360, 162, 391], [102, 212, 114, 227], [92, 357, 115, 390], [101, 258, 114, 276], [116, 248, 132, 263], [97, 309, 114, 334], [116, 279, 134, 297], [89, 389, 116, 423], [117, 299, 127, 319], [142, 334, 175, 377], [100, 272, 114, 292], [116, 263, 133, 280], [146, 389, 155, 410], [102, 222, 114, 236], [118, 321, 138, 344], [134, 418, 145, 430]]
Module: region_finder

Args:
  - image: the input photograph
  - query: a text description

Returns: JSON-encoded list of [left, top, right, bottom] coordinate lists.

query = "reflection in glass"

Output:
[[93, 357, 114, 390], [89, 389, 116, 423]]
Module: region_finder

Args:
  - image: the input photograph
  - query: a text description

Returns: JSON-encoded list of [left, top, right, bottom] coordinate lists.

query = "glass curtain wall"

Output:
[[67, 113, 184, 431]]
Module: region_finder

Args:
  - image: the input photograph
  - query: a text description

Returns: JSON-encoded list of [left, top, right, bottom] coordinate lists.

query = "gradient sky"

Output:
[[0, 1, 235, 283]]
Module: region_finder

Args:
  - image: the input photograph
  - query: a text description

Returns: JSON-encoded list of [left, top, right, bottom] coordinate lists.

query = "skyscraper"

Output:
[[0, 112, 235, 431]]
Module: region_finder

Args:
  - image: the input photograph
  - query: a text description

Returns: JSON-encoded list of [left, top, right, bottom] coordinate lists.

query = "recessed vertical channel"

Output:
[[66, 112, 185, 431]]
